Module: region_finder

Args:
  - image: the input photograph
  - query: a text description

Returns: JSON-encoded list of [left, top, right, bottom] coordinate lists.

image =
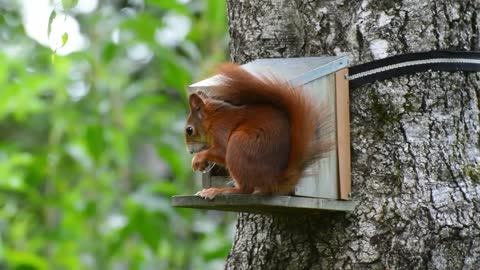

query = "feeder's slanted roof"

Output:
[[189, 56, 349, 90]]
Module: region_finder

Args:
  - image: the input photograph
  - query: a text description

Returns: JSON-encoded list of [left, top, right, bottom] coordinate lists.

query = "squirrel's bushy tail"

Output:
[[213, 63, 333, 192]]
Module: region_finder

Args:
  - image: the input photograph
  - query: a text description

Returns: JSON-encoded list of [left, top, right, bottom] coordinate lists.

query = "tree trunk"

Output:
[[225, 1, 480, 269]]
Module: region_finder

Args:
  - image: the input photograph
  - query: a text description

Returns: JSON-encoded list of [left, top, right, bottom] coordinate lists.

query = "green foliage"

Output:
[[0, 1, 231, 269]]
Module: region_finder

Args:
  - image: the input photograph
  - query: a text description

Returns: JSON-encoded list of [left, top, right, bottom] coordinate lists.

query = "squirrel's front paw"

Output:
[[196, 188, 220, 200], [192, 155, 208, 171]]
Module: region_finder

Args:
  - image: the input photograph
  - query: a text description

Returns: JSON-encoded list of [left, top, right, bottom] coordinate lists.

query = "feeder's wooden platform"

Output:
[[171, 195, 355, 215]]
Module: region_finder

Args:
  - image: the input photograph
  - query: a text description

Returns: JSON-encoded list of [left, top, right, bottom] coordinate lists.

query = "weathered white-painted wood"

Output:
[[172, 194, 356, 214], [295, 73, 338, 199]]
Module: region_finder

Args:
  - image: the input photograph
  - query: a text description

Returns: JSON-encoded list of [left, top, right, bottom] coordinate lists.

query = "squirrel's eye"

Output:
[[185, 126, 194, 136]]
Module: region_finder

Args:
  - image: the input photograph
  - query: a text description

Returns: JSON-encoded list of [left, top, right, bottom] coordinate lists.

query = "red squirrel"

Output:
[[184, 63, 332, 199]]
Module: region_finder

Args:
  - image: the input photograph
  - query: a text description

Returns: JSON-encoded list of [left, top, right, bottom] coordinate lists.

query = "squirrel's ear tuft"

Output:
[[189, 93, 205, 117]]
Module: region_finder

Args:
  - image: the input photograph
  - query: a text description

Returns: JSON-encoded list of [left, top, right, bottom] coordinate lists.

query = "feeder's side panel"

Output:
[[335, 69, 352, 200], [294, 74, 338, 199]]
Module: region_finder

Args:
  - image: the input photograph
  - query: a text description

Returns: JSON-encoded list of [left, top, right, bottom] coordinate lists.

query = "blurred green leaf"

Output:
[[0, 153, 33, 192], [121, 14, 160, 42], [66, 142, 93, 170], [153, 181, 180, 196], [157, 143, 186, 179], [85, 125, 105, 162], [101, 42, 118, 64], [5, 250, 48, 270], [202, 235, 232, 260], [109, 129, 129, 166]]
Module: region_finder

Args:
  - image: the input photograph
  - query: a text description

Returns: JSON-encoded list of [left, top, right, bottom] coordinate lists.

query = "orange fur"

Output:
[[185, 63, 333, 199]]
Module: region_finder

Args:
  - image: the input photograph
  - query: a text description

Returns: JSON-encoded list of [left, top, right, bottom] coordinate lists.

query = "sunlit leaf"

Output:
[[4, 250, 48, 270], [206, 0, 227, 37], [61, 0, 79, 10], [145, 0, 190, 15], [47, 10, 56, 38], [60, 32, 68, 48]]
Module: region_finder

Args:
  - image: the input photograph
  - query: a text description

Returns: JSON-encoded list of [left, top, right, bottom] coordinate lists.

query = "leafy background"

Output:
[[0, 0, 233, 269]]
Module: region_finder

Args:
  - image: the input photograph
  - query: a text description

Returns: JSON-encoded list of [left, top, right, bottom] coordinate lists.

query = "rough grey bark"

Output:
[[224, 0, 480, 269]]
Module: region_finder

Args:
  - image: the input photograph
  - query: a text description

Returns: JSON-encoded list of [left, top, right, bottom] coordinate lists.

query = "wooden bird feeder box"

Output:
[[172, 56, 355, 214]]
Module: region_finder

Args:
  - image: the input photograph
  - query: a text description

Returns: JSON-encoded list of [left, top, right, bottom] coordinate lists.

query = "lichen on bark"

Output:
[[225, 0, 480, 269]]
